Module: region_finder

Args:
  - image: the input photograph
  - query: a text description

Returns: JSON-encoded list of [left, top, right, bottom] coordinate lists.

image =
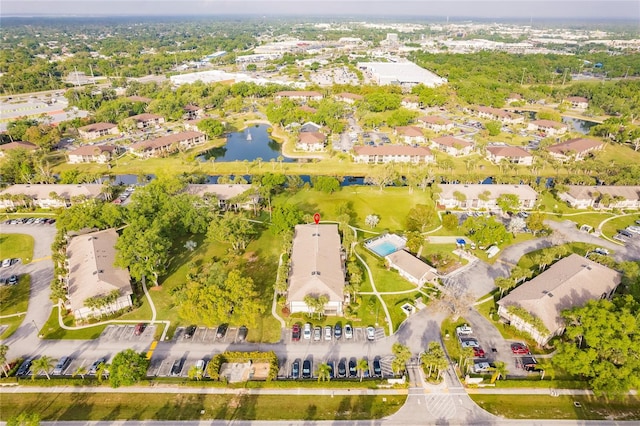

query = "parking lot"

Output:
[[278, 354, 395, 379], [171, 325, 246, 344], [100, 324, 156, 342], [287, 325, 385, 344]]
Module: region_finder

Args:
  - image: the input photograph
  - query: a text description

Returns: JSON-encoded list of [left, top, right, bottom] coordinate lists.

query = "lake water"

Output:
[[197, 124, 293, 163], [562, 116, 599, 134]]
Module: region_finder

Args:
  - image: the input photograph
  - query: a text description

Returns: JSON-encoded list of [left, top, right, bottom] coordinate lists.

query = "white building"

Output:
[[357, 61, 447, 88]]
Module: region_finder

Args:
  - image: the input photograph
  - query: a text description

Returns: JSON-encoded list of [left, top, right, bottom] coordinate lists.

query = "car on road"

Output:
[[134, 323, 146, 336], [184, 325, 197, 339], [292, 360, 300, 379], [303, 323, 312, 340], [302, 360, 312, 379], [337, 359, 347, 378], [170, 359, 184, 376], [237, 326, 248, 341], [7, 275, 18, 285], [456, 325, 473, 335], [473, 347, 486, 358], [291, 324, 301, 341], [510, 342, 530, 355], [334, 324, 342, 339], [16, 358, 33, 377], [216, 323, 228, 339], [1, 259, 11, 268], [313, 326, 321, 341], [52, 356, 71, 375], [344, 324, 353, 339], [366, 326, 376, 341], [349, 358, 357, 378], [324, 325, 332, 341], [88, 358, 106, 375], [372, 357, 382, 377]]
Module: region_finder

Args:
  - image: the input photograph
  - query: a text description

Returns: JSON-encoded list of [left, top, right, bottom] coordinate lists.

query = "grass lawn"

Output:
[[0, 274, 30, 316], [150, 228, 282, 343], [470, 394, 640, 421], [544, 211, 615, 232], [0, 393, 407, 421], [352, 294, 387, 329], [382, 291, 422, 332], [420, 243, 468, 274], [274, 186, 433, 233], [40, 306, 106, 340], [356, 247, 416, 293], [516, 242, 596, 272], [472, 233, 537, 265], [0, 234, 35, 263], [440, 316, 469, 368], [0, 314, 25, 339], [601, 214, 640, 239]]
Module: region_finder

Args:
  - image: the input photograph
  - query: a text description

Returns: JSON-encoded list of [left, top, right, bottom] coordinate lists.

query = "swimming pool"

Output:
[[365, 234, 406, 257]]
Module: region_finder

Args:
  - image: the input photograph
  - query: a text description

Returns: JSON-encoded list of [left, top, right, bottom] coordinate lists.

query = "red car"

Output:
[[473, 347, 486, 358], [291, 324, 301, 341], [511, 343, 530, 355]]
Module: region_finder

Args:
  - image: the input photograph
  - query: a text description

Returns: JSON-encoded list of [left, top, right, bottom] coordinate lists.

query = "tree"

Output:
[[108, 349, 150, 388], [270, 203, 304, 235], [405, 231, 424, 254], [526, 212, 548, 236], [31, 356, 54, 381], [311, 176, 341, 193], [391, 343, 411, 375], [486, 121, 502, 136], [406, 204, 437, 232], [207, 211, 257, 252], [304, 294, 329, 319], [495, 276, 516, 298], [357, 358, 369, 382], [462, 215, 512, 248], [95, 362, 110, 384], [442, 213, 459, 231], [364, 164, 397, 191], [6, 413, 40, 426], [188, 365, 204, 381], [116, 222, 170, 286], [508, 216, 526, 234], [490, 361, 508, 383], [552, 295, 640, 398], [316, 362, 331, 382], [511, 265, 533, 285], [496, 194, 520, 214], [197, 118, 225, 139], [73, 365, 87, 379], [0, 344, 9, 377], [421, 341, 449, 381], [365, 214, 380, 229]]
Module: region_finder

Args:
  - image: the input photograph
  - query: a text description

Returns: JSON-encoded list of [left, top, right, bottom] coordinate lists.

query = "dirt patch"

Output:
[[251, 362, 271, 380]]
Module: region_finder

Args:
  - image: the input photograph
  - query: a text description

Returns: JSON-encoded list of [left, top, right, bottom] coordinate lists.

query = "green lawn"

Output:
[[0, 234, 35, 263], [420, 243, 468, 274], [274, 186, 433, 232], [0, 314, 25, 339], [381, 292, 422, 332], [352, 294, 386, 329], [0, 393, 407, 421], [544, 211, 615, 231], [0, 274, 30, 316], [440, 316, 470, 369], [516, 242, 596, 272], [601, 214, 640, 239], [356, 247, 416, 293], [470, 394, 640, 420], [40, 307, 106, 340]]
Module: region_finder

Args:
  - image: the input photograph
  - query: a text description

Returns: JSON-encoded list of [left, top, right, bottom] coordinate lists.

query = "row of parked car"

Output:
[[14, 356, 105, 378], [292, 323, 376, 342], [0, 274, 19, 286], [292, 357, 383, 380], [1, 258, 19, 268], [614, 222, 640, 243], [4, 217, 56, 225]]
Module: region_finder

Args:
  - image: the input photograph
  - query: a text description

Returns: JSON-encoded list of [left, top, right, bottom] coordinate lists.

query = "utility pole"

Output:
[[562, 68, 569, 86], [520, 68, 527, 86]]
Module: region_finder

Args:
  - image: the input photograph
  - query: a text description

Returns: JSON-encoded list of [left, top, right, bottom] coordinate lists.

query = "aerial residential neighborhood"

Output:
[[0, 2, 639, 425]]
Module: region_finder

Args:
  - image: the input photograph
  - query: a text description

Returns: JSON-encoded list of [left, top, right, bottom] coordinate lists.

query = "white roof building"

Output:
[[357, 61, 447, 88]]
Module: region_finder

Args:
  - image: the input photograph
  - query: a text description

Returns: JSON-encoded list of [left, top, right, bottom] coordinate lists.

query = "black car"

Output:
[[216, 323, 228, 339], [88, 358, 106, 375], [237, 326, 248, 342], [302, 359, 312, 379], [327, 362, 334, 379], [349, 358, 357, 378], [292, 360, 300, 379], [337, 359, 347, 378], [373, 357, 382, 377], [53, 356, 71, 375], [334, 324, 342, 339], [8, 275, 18, 285], [171, 358, 184, 376], [16, 358, 33, 376], [184, 325, 197, 339]]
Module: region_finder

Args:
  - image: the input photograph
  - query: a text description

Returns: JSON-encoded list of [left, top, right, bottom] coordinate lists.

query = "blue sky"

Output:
[[2, 0, 639, 20]]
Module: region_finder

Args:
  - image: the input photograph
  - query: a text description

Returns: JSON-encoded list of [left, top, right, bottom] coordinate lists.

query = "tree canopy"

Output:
[[108, 349, 150, 388]]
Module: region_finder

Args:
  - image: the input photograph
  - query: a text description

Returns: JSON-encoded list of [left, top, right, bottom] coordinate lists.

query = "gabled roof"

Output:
[[439, 184, 538, 201], [433, 136, 472, 148], [298, 132, 325, 145], [562, 185, 640, 202], [487, 145, 532, 158], [288, 224, 345, 303], [476, 106, 520, 119], [78, 122, 117, 132], [67, 228, 132, 313], [353, 145, 432, 157], [183, 184, 253, 201], [0, 141, 38, 152], [130, 131, 204, 151], [0, 184, 104, 200], [69, 145, 117, 156], [183, 104, 202, 111], [530, 120, 567, 129], [395, 126, 424, 137], [129, 113, 163, 122], [548, 138, 603, 155], [566, 96, 589, 103], [336, 92, 364, 101], [498, 254, 621, 334], [386, 250, 437, 283], [418, 115, 453, 125]]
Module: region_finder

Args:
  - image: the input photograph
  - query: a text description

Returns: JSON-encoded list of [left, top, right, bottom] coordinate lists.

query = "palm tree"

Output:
[[316, 363, 331, 382], [460, 347, 475, 373], [357, 358, 369, 382], [490, 361, 508, 384], [0, 344, 9, 378], [188, 365, 204, 381], [95, 362, 109, 383], [73, 365, 87, 379], [31, 356, 55, 380]]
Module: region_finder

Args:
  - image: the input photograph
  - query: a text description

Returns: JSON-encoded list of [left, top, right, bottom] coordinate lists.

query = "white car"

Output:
[[473, 362, 492, 373], [594, 248, 610, 256], [461, 339, 480, 348], [1, 259, 11, 268], [366, 326, 376, 341], [303, 323, 312, 340], [456, 325, 473, 335], [344, 324, 353, 339], [195, 359, 206, 371], [626, 226, 640, 235]]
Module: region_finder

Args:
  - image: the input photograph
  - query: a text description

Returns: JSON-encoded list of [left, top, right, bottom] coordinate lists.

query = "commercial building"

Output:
[[357, 61, 447, 88]]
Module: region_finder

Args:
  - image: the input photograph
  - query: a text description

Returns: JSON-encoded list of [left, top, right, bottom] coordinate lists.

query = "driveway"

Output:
[[1, 224, 56, 358]]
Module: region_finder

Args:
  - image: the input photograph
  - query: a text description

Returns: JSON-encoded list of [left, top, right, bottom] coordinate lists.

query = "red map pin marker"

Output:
[[313, 213, 320, 225]]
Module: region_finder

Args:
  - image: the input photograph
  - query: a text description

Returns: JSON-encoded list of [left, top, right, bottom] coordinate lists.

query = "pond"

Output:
[[197, 124, 293, 163], [562, 116, 599, 134]]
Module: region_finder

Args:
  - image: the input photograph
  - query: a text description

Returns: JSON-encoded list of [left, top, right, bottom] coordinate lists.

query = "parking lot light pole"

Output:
[[32, 320, 42, 338]]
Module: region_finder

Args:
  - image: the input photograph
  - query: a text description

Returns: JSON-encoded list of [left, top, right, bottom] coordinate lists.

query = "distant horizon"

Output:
[[2, 1, 639, 22]]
